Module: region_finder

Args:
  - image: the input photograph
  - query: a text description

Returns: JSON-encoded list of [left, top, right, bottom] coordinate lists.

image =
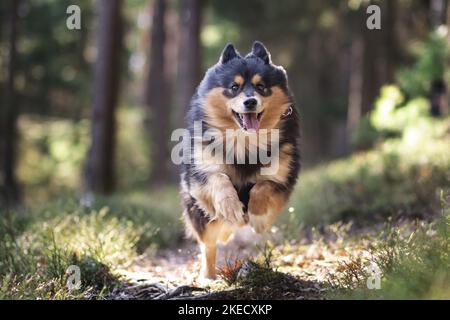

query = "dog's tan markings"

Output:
[[248, 181, 288, 216], [200, 243, 217, 279], [234, 75, 244, 86], [198, 219, 236, 279], [198, 220, 221, 279], [203, 88, 239, 132], [203, 86, 289, 133], [247, 180, 289, 233], [260, 86, 291, 129], [251, 74, 262, 86], [217, 223, 233, 243], [248, 143, 294, 233]]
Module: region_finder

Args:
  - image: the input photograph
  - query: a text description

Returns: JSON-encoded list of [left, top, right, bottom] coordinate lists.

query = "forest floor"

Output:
[[1, 193, 448, 300], [106, 223, 391, 300]]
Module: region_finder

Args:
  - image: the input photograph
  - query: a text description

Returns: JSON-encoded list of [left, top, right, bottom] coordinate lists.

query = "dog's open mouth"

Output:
[[232, 111, 264, 131]]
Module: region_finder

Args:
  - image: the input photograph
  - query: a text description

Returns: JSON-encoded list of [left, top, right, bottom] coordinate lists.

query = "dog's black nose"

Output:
[[243, 98, 257, 109]]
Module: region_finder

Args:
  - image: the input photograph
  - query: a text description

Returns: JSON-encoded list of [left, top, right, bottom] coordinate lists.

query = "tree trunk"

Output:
[[347, 3, 386, 151], [146, 0, 172, 184], [177, 0, 203, 123], [430, 0, 445, 28], [384, 0, 399, 83], [346, 32, 364, 150], [164, 0, 179, 126], [428, 0, 447, 116], [84, 0, 123, 194], [1, 0, 21, 207], [447, 0, 450, 37]]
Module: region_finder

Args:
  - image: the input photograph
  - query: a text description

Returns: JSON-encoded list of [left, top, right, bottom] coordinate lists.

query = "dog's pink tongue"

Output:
[[242, 113, 260, 131]]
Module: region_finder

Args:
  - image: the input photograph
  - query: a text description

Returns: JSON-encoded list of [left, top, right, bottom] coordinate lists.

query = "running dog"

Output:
[[180, 41, 300, 280]]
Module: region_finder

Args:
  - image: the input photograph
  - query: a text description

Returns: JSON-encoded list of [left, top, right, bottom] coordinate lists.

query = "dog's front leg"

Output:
[[191, 173, 246, 225], [248, 180, 289, 233]]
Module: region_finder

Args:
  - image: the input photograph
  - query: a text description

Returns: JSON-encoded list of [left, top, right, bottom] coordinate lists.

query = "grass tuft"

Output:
[[328, 197, 450, 299], [0, 202, 146, 299]]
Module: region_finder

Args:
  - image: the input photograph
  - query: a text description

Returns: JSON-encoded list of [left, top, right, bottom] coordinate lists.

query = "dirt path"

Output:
[[109, 224, 370, 300]]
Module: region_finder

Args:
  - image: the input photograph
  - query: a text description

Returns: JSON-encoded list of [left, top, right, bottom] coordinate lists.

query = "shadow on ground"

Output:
[[111, 268, 325, 300]]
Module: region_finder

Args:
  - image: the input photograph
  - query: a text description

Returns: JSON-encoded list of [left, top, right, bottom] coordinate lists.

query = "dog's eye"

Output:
[[256, 83, 266, 92], [230, 83, 240, 92]]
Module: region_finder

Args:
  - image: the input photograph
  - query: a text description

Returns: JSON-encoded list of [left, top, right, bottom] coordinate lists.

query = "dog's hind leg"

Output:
[[198, 220, 223, 280], [200, 243, 217, 280], [218, 225, 233, 244], [181, 196, 221, 280]]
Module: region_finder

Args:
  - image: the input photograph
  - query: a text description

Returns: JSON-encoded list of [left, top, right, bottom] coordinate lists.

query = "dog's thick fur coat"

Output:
[[180, 42, 300, 279]]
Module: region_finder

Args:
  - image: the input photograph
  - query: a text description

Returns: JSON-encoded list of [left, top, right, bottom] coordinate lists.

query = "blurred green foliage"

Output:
[[282, 113, 450, 229], [17, 107, 151, 201], [201, 6, 241, 69], [370, 85, 430, 134], [0, 0, 94, 118], [18, 116, 89, 199], [0, 0, 142, 119], [397, 30, 450, 98], [353, 28, 450, 149]]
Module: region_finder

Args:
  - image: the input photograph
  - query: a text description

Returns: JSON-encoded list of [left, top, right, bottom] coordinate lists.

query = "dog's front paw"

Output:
[[248, 186, 272, 233], [214, 192, 246, 226], [247, 181, 286, 233], [199, 268, 217, 281], [248, 213, 273, 234], [248, 182, 272, 216]]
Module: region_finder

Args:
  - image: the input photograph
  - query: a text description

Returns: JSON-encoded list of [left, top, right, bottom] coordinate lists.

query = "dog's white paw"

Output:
[[248, 213, 272, 234], [214, 194, 246, 226], [197, 274, 219, 287]]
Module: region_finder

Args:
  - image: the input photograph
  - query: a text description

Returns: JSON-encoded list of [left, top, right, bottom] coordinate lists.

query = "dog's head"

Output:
[[199, 41, 292, 132]]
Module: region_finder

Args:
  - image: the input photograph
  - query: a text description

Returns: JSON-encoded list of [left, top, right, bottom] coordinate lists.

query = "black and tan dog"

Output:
[[180, 41, 300, 280]]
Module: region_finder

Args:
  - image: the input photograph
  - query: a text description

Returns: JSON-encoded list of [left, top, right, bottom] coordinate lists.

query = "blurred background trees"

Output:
[[1, 0, 450, 204], [85, 0, 123, 194], [1, 0, 21, 206], [145, 0, 171, 184]]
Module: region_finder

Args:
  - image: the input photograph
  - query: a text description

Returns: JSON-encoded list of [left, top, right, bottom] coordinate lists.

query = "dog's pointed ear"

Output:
[[220, 43, 239, 64], [251, 41, 271, 64]]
